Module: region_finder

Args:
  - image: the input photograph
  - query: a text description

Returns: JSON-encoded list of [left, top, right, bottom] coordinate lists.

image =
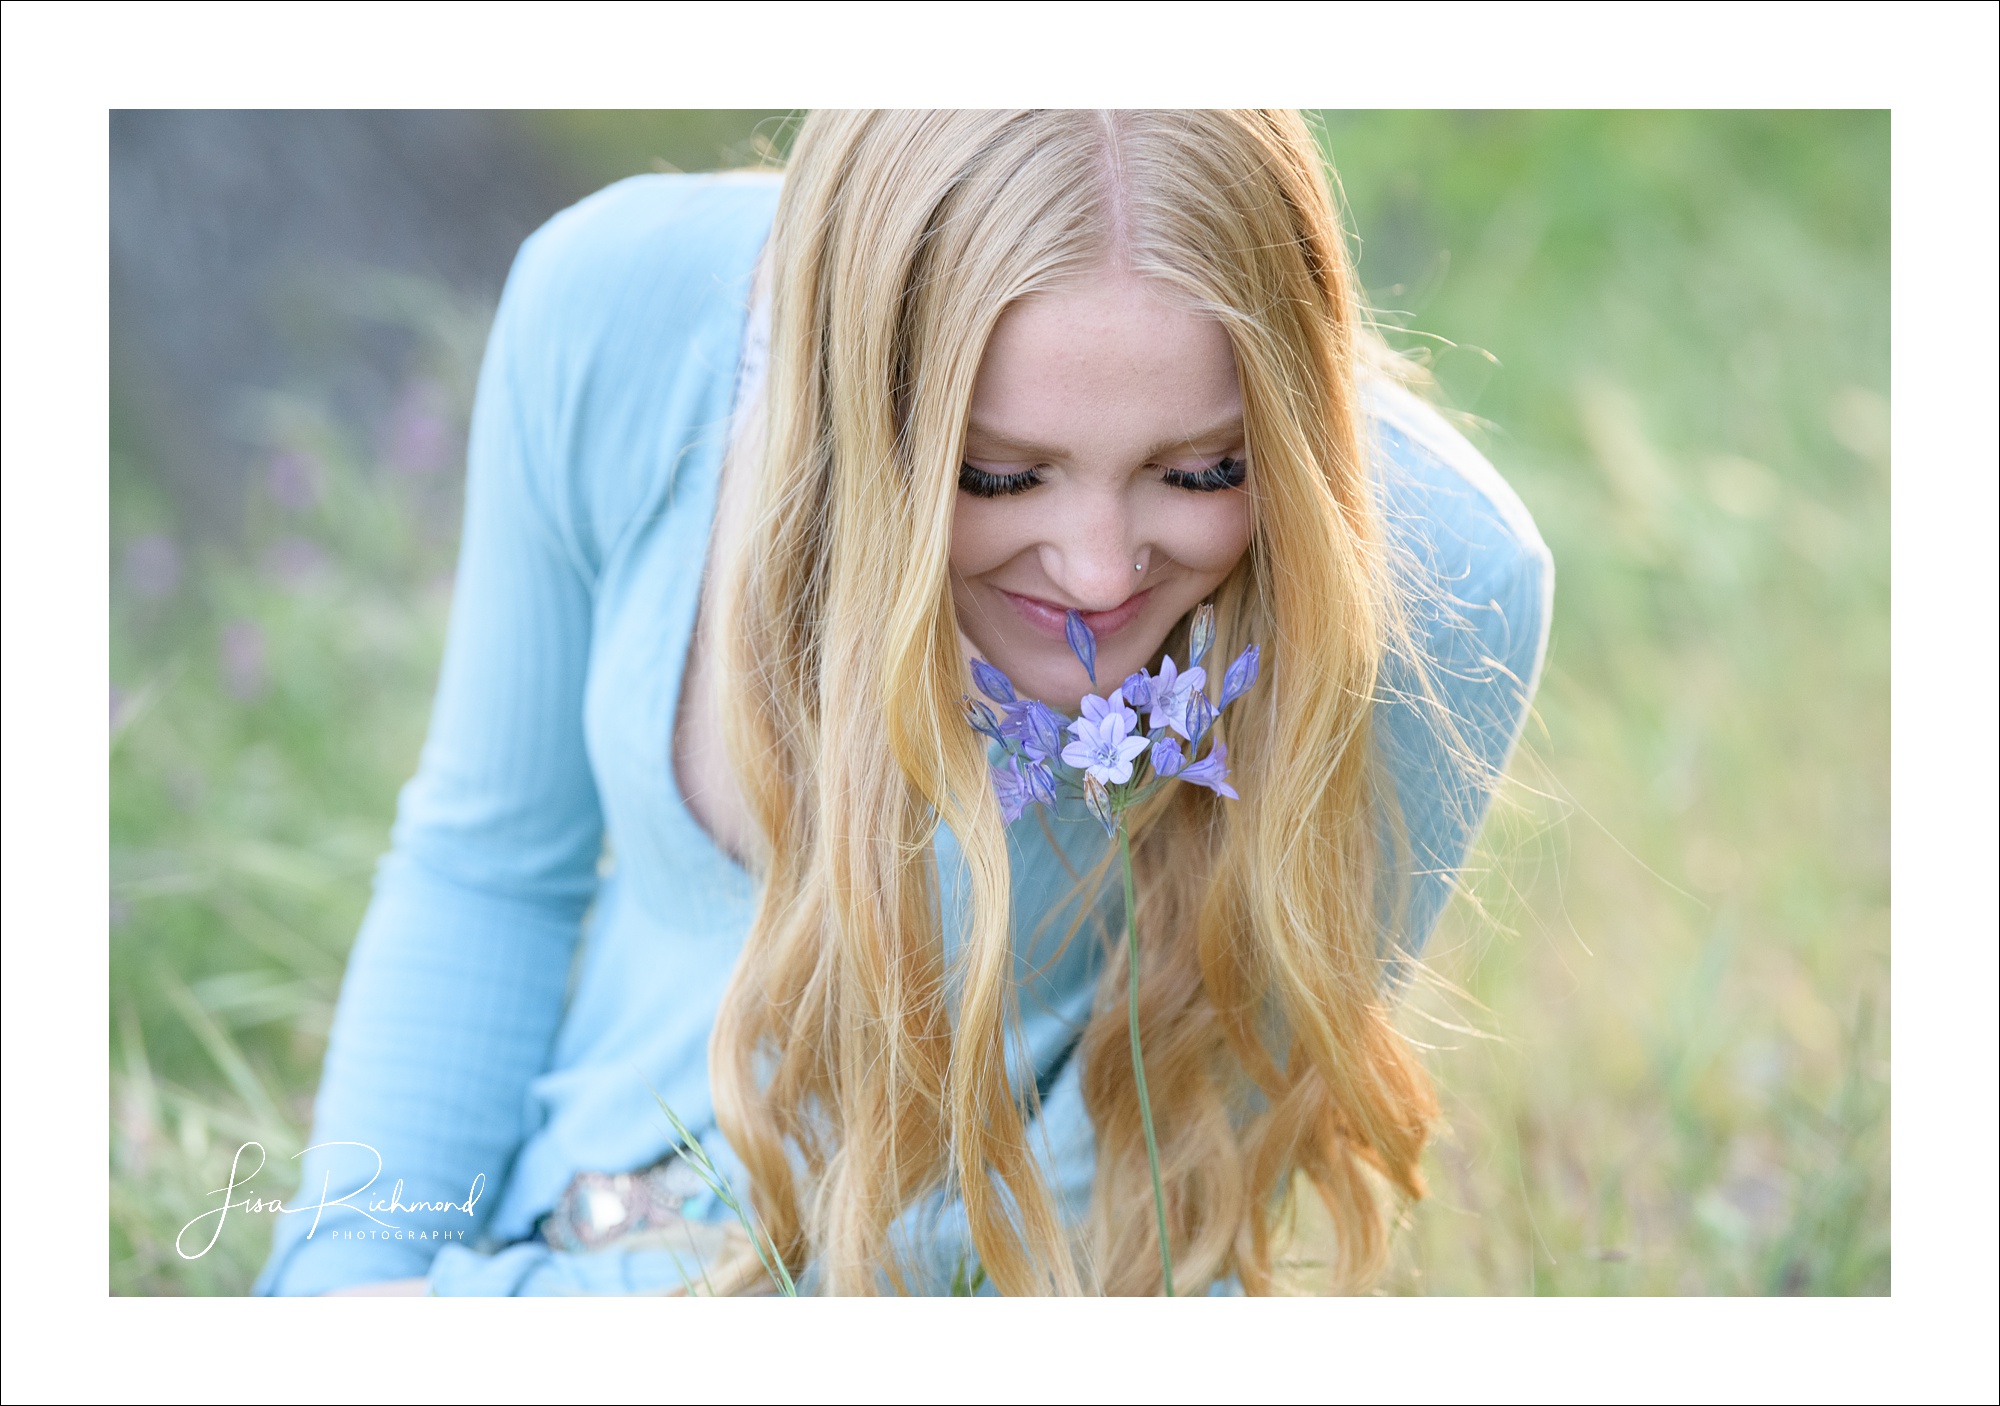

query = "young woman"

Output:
[[256, 109, 1550, 1297]]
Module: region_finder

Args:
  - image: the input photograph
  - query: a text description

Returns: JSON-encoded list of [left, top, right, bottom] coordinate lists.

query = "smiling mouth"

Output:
[[998, 587, 1152, 641]]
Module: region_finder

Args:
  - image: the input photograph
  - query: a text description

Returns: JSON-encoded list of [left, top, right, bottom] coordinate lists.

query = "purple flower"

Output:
[[1073, 691, 1138, 736], [1150, 734, 1186, 778], [1185, 688, 1218, 743], [1177, 738, 1239, 800], [964, 696, 1006, 744], [221, 620, 268, 702], [1121, 670, 1154, 710], [1219, 644, 1261, 708], [123, 535, 182, 602], [1083, 775, 1118, 836], [1023, 758, 1059, 808], [386, 379, 455, 477], [1064, 609, 1097, 685], [1062, 703, 1149, 786], [264, 537, 329, 591], [1188, 603, 1216, 667], [970, 658, 1016, 705], [266, 451, 323, 513], [1015, 700, 1066, 762], [991, 758, 1030, 824], [1145, 656, 1209, 740]]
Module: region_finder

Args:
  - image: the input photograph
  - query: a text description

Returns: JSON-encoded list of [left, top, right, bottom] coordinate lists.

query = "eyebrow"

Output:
[[964, 415, 1245, 462]]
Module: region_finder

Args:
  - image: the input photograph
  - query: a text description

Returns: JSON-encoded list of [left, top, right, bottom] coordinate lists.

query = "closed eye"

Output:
[[1161, 456, 1248, 493], [958, 462, 1044, 498]]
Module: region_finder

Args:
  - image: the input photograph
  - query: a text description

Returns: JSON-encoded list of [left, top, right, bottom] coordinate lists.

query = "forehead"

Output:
[[969, 269, 1241, 451]]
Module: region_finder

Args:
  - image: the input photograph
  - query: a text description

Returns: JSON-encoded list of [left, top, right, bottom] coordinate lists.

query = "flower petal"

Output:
[[1151, 734, 1185, 778], [969, 658, 1017, 705], [1121, 670, 1154, 710], [1219, 644, 1260, 708], [1083, 775, 1118, 835], [1146, 657, 1180, 733], [963, 696, 1005, 743], [1185, 689, 1218, 742], [1024, 759, 1059, 807], [1188, 603, 1216, 667], [1019, 701, 1064, 761], [1065, 609, 1097, 685], [1177, 738, 1239, 800], [990, 760, 1028, 823]]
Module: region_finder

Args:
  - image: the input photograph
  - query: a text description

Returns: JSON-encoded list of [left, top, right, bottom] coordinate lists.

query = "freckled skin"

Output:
[[951, 267, 1253, 710]]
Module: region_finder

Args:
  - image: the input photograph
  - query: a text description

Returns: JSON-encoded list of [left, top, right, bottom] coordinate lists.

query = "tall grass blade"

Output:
[[645, 1083, 797, 1296]]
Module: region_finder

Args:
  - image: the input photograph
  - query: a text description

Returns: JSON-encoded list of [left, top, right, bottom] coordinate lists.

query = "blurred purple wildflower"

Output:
[[1150, 734, 1186, 778], [1064, 609, 1097, 685], [1062, 702, 1148, 786], [220, 621, 268, 702], [266, 451, 324, 513], [123, 535, 182, 602], [264, 537, 330, 591], [1219, 644, 1261, 708], [386, 379, 455, 477], [1177, 738, 1238, 800], [1121, 670, 1154, 710], [969, 657, 1016, 705]]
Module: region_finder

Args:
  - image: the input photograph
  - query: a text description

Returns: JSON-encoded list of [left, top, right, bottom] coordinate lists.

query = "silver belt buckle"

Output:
[[542, 1154, 711, 1254]]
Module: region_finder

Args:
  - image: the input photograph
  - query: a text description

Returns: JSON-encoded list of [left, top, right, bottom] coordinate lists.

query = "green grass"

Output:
[[1302, 112, 1890, 1295], [109, 111, 1888, 1295]]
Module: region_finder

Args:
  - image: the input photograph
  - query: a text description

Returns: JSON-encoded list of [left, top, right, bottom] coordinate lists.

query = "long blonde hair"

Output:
[[712, 109, 1438, 1295]]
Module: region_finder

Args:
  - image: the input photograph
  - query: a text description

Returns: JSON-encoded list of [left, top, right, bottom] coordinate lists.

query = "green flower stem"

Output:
[[1119, 822, 1174, 1296]]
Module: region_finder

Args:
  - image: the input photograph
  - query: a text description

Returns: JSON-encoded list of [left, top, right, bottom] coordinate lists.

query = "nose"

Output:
[[1038, 490, 1145, 611]]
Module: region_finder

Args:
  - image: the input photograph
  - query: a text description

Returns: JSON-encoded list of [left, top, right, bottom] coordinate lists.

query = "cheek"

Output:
[[949, 496, 1030, 578], [1152, 494, 1253, 578]]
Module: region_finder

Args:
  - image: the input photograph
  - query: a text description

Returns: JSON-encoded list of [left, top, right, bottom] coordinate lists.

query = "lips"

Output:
[[999, 587, 1152, 641]]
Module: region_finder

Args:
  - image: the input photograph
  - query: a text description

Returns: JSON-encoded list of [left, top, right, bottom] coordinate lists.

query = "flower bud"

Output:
[[1064, 609, 1098, 685], [1188, 603, 1216, 667], [1083, 774, 1118, 836], [969, 657, 1017, 705]]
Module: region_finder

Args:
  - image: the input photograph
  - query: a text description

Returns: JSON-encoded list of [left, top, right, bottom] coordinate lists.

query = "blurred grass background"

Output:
[[108, 110, 1888, 1295]]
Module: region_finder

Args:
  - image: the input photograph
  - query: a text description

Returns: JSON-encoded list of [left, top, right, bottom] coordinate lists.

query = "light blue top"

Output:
[[255, 172, 1551, 1297]]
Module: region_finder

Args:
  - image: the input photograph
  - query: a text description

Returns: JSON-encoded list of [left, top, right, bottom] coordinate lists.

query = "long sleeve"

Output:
[[254, 219, 610, 1295]]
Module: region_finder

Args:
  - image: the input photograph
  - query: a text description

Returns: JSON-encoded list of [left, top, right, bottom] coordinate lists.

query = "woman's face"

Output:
[[950, 267, 1254, 709]]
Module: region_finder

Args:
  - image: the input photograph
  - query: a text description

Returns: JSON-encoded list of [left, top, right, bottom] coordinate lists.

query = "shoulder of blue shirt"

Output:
[[475, 172, 782, 580]]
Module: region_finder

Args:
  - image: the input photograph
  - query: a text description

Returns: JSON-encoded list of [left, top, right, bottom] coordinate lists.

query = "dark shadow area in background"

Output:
[[111, 110, 791, 537]]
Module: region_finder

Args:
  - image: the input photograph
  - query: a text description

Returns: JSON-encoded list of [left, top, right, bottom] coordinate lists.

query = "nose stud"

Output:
[[1134, 562, 1145, 572]]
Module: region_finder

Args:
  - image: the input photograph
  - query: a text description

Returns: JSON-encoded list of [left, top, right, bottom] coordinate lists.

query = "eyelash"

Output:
[[956, 456, 1247, 499], [1161, 456, 1248, 493], [956, 463, 1043, 497]]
